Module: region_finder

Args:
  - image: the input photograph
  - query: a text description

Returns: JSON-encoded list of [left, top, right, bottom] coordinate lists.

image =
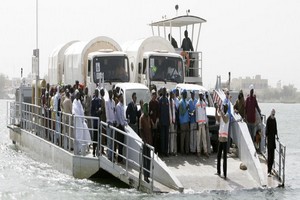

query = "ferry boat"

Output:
[[6, 10, 286, 194]]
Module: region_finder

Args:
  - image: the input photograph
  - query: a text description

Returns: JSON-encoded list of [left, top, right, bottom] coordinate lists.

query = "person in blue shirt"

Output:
[[179, 89, 190, 154], [188, 91, 197, 153]]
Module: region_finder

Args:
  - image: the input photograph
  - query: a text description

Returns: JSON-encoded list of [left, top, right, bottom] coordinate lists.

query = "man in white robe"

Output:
[[72, 90, 91, 155]]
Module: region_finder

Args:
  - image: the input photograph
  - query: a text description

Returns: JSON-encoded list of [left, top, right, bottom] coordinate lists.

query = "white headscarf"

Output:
[[270, 109, 275, 119]]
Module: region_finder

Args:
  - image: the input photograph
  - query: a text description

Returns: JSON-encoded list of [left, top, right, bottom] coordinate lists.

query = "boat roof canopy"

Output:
[[149, 15, 206, 27], [149, 15, 206, 51]]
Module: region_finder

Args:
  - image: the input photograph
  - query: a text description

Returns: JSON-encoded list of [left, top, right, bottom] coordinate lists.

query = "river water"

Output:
[[0, 100, 299, 200]]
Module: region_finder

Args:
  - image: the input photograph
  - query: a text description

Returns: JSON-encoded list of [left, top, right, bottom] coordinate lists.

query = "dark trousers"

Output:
[[217, 141, 228, 177], [143, 144, 151, 178], [267, 147, 275, 173], [180, 123, 190, 154], [152, 128, 159, 153], [117, 125, 125, 162], [92, 119, 98, 156], [160, 125, 169, 155]]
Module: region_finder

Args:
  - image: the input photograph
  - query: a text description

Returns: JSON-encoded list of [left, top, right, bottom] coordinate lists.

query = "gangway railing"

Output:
[[98, 121, 155, 192], [271, 139, 286, 187], [7, 101, 156, 193], [260, 115, 286, 187]]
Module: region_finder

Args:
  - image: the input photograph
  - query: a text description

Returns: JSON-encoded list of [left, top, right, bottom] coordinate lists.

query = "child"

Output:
[[255, 129, 261, 152]]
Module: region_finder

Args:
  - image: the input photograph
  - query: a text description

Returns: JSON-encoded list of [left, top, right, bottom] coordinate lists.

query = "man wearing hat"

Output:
[[189, 90, 197, 154], [196, 91, 209, 158], [179, 89, 190, 154]]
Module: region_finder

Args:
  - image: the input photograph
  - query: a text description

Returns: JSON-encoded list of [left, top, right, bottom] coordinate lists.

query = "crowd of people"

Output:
[[39, 81, 214, 159], [232, 85, 279, 177], [38, 79, 279, 180]]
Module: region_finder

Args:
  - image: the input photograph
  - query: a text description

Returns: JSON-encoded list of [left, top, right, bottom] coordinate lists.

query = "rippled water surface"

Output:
[[1, 100, 299, 199]]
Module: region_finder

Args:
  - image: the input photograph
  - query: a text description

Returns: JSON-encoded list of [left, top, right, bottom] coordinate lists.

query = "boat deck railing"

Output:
[[260, 115, 286, 187], [182, 50, 203, 85], [271, 138, 286, 187], [7, 101, 155, 192]]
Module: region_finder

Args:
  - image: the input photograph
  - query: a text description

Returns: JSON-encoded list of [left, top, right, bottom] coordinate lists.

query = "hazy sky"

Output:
[[1, 0, 299, 89]]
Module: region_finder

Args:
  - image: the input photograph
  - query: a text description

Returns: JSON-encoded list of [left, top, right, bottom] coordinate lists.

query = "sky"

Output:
[[1, 0, 300, 90]]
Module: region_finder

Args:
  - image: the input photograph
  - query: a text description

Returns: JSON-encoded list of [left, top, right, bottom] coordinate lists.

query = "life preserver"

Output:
[[180, 51, 190, 68]]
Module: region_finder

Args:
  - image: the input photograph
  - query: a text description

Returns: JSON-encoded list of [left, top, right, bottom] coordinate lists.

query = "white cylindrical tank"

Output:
[[49, 36, 122, 86], [48, 40, 79, 85]]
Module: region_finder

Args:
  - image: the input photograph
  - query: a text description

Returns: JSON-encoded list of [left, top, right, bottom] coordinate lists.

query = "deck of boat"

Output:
[[160, 153, 257, 192], [158, 151, 281, 192]]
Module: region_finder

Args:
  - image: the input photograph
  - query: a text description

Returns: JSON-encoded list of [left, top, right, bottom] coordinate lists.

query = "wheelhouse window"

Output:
[[93, 56, 129, 84], [149, 56, 183, 83]]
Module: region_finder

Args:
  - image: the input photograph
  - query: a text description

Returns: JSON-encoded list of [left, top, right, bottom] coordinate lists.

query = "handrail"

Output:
[[261, 114, 286, 187], [98, 121, 155, 192], [273, 139, 286, 187], [182, 51, 203, 84], [8, 101, 155, 193]]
